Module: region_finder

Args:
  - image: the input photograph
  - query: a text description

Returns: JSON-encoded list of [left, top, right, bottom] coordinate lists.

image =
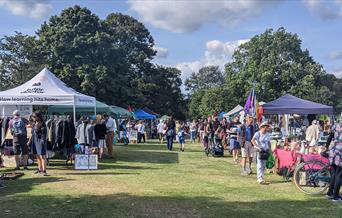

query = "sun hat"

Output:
[[259, 121, 270, 129], [12, 110, 20, 116]]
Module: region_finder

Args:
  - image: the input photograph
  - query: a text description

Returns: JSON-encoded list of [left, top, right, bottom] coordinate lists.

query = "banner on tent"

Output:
[[0, 96, 74, 105]]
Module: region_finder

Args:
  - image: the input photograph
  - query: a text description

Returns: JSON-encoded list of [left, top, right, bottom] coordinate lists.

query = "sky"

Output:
[[1, 0, 342, 82]]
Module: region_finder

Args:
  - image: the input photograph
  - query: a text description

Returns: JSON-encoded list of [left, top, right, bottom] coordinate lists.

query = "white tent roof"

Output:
[[225, 105, 244, 117], [0, 68, 96, 106]]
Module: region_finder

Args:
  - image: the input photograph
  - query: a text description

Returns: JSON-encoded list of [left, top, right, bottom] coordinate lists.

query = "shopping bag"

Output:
[[266, 153, 275, 169]]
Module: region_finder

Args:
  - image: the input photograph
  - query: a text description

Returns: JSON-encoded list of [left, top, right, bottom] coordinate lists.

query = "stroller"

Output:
[[205, 135, 224, 157]]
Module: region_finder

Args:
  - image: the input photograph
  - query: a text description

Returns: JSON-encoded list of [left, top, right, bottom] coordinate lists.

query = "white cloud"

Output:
[[330, 68, 342, 78], [302, 0, 342, 20], [0, 0, 52, 19], [154, 46, 169, 58], [129, 0, 281, 33], [328, 51, 342, 60], [176, 39, 248, 82]]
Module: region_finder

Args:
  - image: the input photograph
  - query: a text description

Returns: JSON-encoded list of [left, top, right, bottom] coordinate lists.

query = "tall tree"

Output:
[[185, 66, 224, 94], [142, 66, 186, 119], [36, 6, 131, 106], [0, 32, 42, 90], [225, 28, 336, 107]]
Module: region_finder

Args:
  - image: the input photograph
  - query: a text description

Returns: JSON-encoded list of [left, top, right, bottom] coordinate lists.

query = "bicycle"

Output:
[[293, 154, 331, 195]]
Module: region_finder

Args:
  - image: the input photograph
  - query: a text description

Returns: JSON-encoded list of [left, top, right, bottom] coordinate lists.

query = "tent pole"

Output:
[[94, 104, 96, 116], [73, 104, 76, 126], [1, 106, 4, 144]]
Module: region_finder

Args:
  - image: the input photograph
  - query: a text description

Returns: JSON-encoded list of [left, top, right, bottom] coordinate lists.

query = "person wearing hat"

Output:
[[251, 121, 271, 184], [9, 110, 28, 170]]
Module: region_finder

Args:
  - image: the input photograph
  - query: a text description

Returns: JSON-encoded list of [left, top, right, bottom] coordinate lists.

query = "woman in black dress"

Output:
[[28, 111, 48, 175], [166, 117, 176, 151]]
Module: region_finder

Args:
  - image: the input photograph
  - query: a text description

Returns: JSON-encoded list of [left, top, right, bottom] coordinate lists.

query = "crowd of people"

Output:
[[3, 108, 342, 199], [155, 114, 271, 184]]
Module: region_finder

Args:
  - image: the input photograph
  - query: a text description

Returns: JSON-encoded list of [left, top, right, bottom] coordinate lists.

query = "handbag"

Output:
[[259, 150, 270, 160]]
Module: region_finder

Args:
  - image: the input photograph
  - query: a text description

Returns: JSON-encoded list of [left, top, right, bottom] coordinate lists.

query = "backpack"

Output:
[[12, 118, 26, 136]]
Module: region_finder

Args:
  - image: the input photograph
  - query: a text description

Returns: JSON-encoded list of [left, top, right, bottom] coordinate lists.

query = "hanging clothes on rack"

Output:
[[76, 120, 95, 146], [46, 118, 57, 150], [57, 118, 71, 149]]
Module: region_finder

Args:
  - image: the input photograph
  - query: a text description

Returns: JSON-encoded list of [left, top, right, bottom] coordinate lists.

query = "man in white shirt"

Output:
[[157, 120, 164, 144], [136, 121, 146, 143], [306, 120, 320, 147], [103, 114, 116, 157]]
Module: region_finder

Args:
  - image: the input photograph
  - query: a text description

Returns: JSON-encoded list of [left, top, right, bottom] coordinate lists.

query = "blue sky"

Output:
[[1, 0, 342, 81]]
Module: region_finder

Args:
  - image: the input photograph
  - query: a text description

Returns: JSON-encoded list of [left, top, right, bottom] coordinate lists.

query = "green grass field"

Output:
[[1, 140, 341, 218]]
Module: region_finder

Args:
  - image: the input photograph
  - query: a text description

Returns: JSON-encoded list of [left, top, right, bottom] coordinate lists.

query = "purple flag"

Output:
[[244, 91, 252, 113]]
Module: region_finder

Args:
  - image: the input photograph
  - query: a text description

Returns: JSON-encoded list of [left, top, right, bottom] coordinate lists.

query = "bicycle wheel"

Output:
[[293, 160, 331, 195]]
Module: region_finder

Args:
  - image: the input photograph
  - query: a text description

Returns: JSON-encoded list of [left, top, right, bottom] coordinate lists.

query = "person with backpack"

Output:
[[239, 115, 256, 175], [9, 110, 28, 171]]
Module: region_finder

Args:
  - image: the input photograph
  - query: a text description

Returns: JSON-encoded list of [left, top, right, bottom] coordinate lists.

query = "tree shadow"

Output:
[[115, 150, 179, 164], [97, 162, 159, 170], [0, 176, 73, 197], [0, 193, 340, 218], [64, 172, 138, 176]]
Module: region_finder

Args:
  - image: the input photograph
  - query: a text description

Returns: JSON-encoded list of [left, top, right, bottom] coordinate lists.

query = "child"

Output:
[[177, 125, 187, 152], [214, 126, 223, 145]]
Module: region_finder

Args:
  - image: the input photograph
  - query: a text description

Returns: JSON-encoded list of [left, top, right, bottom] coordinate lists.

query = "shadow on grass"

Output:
[[116, 150, 179, 164], [0, 192, 340, 218], [64, 172, 138, 176], [0, 176, 72, 197], [98, 162, 159, 170]]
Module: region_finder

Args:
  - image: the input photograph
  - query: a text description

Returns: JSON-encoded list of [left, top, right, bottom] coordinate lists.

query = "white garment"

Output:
[[97, 139, 105, 149], [190, 123, 197, 131], [253, 131, 270, 150], [76, 123, 95, 145], [136, 124, 145, 134], [106, 117, 116, 132], [305, 124, 320, 144], [157, 122, 164, 133]]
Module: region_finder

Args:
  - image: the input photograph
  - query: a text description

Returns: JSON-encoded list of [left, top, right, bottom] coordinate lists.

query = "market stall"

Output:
[[0, 68, 96, 122], [133, 109, 156, 120], [261, 94, 334, 171], [0, 68, 97, 170], [110, 105, 133, 118], [262, 94, 333, 115], [142, 107, 160, 118]]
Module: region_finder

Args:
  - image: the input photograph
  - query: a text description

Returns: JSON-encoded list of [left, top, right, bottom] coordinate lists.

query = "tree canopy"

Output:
[[0, 5, 186, 119], [185, 65, 224, 94], [188, 28, 342, 118], [225, 27, 336, 106]]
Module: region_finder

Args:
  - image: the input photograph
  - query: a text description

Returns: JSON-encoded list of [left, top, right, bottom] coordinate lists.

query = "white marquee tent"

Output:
[[0, 68, 96, 121], [224, 105, 244, 117]]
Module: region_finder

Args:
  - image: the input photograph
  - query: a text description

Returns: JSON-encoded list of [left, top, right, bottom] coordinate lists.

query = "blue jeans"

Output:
[[190, 131, 196, 142], [328, 165, 342, 199], [167, 136, 174, 150], [257, 152, 267, 182]]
